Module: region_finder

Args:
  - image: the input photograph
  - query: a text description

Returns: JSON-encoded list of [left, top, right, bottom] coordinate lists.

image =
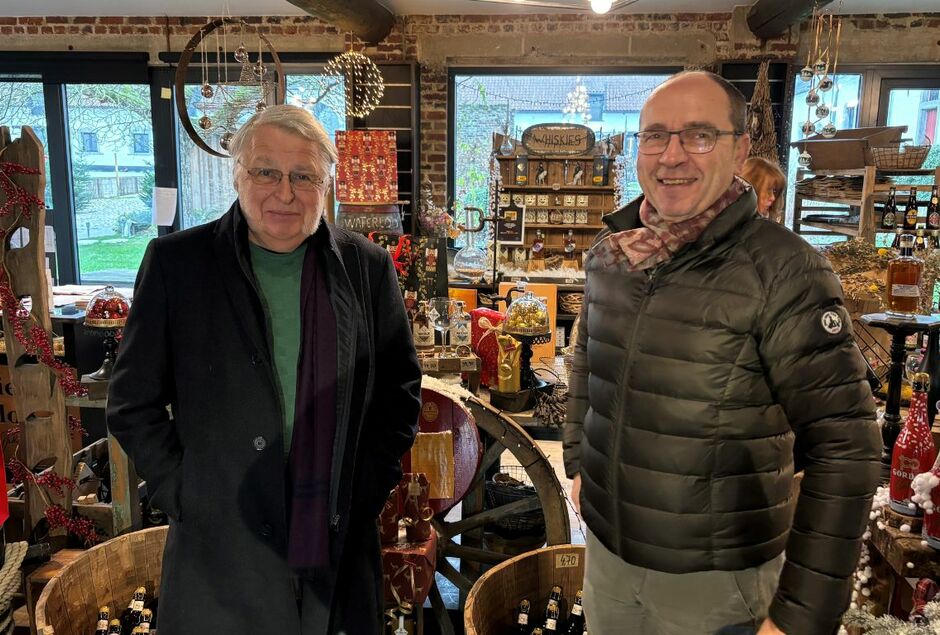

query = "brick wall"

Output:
[[2, 11, 938, 204]]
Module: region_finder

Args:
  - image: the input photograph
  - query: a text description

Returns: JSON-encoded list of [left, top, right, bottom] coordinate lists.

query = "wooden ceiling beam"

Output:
[[285, 0, 395, 45], [746, 0, 834, 40]]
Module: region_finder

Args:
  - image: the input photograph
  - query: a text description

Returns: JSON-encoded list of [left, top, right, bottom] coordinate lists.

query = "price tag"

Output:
[[555, 552, 580, 569], [564, 278, 576, 284], [460, 358, 477, 372], [423, 358, 440, 372]]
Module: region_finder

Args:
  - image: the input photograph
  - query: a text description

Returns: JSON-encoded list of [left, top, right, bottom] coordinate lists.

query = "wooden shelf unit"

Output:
[[793, 166, 940, 242]]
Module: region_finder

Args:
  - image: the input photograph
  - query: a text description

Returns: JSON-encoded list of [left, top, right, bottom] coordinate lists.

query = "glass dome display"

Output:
[[85, 286, 130, 329], [503, 282, 550, 337]]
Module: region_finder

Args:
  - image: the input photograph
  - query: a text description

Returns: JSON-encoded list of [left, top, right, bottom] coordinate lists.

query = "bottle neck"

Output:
[[901, 246, 914, 257], [908, 389, 930, 428]]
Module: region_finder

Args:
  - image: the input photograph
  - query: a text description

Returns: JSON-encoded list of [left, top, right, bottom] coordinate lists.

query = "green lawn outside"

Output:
[[78, 232, 155, 273]]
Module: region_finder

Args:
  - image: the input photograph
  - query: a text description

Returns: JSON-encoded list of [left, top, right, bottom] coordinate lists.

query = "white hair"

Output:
[[229, 104, 338, 178]]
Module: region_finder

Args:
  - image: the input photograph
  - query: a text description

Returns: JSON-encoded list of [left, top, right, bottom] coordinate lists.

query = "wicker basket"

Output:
[[35, 526, 167, 635], [558, 292, 583, 315], [464, 544, 585, 635], [485, 470, 546, 536], [871, 145, 931, 170]]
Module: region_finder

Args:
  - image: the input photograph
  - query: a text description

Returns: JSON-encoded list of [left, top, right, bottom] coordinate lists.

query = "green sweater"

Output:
[[249, 241, 304, 454]]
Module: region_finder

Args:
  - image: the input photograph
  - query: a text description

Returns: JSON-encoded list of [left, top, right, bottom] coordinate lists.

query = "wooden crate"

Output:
[[34, 526, 167, 635], [464, 544, 584, 635]]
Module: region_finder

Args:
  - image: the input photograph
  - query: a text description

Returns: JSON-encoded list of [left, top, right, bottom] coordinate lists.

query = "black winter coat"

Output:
[[563, 188, 881, 635], [107, 204, 422, 634]]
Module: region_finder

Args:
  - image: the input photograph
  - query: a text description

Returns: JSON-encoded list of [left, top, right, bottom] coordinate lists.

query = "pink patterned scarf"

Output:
[[595, 177, 749, 271]]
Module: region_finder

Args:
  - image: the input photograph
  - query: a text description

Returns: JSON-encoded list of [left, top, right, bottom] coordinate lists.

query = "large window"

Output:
[[65, 84, 156, 285], [451, 72, 672, 242], [0, 81, 54, 208]]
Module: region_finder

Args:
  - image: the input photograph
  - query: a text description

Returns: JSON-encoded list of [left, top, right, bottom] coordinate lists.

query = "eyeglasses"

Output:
[[238, 161, 326, 191], [633, 127, 742, 155]]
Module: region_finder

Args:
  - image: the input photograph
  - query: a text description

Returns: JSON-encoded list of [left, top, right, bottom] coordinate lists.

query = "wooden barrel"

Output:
[[464, 544, 585, 635], [35, 526, 167, 635]]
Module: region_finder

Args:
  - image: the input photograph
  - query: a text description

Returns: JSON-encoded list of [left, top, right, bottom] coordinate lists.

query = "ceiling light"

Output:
[[591, 0, 613, 13]]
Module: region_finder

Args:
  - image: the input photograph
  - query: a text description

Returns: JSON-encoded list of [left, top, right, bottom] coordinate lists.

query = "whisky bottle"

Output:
[[95, 607, 110, 635], [516, 599, 532, 634], [886, 234, 922, 317], [904, 187, 920, 230], [928, 185, 940, 230], [565, 590, 585, 635], [564, 230, 577, 256], [882, 186, 898, 229], [451, 301, 472, 348], [531, 230, 545, 260], [412, 301, 435, 354], [889, 372, 937, 515]]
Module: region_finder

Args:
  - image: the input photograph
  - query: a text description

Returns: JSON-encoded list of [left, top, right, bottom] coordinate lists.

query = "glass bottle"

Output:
[[564, 229, 577, 256], [120, 587, 146, 634], [886, 234, 923, 317], [890, 372, 937, 515], [531, 230, 545, 260], [412, 300, 435, 354], [915, 228, 928, 254], [451, 300, 472, 348], [139, 608, 153, 633], [882, 186, 898, 230], [565, 590, 585, 635], [543, 602, 560, 634], [107, 620, 122, 635], [918, 330, 940, 425], [94, 607, 110, 635], [927, 185, 940, 231], [891, 227, 903, 250], [516, 599, 532, 635], [904, 187, 920, 230]]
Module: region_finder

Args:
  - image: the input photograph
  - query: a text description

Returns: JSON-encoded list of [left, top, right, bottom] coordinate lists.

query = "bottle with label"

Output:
[[564, 229, 577, 256], [531, 230, 545, 260], [889, 372, 937, 515], [516, 599, 532, 634], [565, 590, 585, 635], [904, 187, 920, 230], [413, 301, 435, 354], [882, 186, 898, 230], [892, 227, 903, 250], [106, 620, 122, 635], [915, 228, 928, 254], [886, 234, 922, 317], [543, 602, 560, 634], [138, 608, 153, 633], [927, 185, 940, 230], [931, 230, 940, 252], [94, 607, 110, 635], [120, 587, 146, 634], [451, 301, 472, 348]]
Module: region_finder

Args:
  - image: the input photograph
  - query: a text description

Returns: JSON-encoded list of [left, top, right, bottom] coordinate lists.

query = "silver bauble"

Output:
[[801, 120, 817, 136], [800, 66, 814, 82], [253, 61, 266, 77], [815, 103, 831, 119], [821, 122, 838, 138], [255, 101, 267, 113], [798, 150, 813, 167], [806, 89, 820, 107], [198, 115, 212, 130], [813, 59, 827, 75], [200, 83, 214, 99], [234, 45, 248, 63], [818, 75, 834, 92], [220, 132, 234, 151]]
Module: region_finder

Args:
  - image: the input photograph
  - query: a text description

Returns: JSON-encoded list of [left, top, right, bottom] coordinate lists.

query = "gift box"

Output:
[[381, 532, 437, 607], [335, 130, 398, 204], [471, 308, 505, 388]]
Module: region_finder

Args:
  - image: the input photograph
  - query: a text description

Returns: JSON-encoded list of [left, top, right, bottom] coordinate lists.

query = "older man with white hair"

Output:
[[108, 105, 422, 634]]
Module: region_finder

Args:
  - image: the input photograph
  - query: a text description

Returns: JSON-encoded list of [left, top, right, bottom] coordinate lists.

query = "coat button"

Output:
[[252, 436, 267, 451], [260, 523, 273, 537], [250, 354, 259, 366]]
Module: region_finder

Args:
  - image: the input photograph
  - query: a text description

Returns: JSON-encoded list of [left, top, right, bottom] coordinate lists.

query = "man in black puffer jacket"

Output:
[[563, 72, 881, 635]]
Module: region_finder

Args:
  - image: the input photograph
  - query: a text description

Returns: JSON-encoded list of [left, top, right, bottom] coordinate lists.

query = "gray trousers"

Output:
[[583, 529, 784, 635]]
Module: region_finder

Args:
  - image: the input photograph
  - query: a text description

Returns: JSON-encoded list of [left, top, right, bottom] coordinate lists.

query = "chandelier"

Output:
[[562, 77, 592, 123]]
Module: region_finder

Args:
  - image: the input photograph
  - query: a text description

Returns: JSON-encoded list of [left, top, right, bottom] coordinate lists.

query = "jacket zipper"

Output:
[[608, 265, 658, 555]]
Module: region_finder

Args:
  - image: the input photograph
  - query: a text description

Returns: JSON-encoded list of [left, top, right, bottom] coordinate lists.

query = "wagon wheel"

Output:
[[427, 393, 570, 634]]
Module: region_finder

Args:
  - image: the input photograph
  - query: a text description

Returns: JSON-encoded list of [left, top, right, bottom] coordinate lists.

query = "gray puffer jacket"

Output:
[[563, 187, 881, 635]]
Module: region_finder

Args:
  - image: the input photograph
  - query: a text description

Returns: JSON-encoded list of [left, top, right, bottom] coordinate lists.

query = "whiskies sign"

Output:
[[522, 123, 595, 156]]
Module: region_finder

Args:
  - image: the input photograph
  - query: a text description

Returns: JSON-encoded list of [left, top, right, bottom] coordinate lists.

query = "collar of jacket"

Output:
[[602, 183, 759, 265]]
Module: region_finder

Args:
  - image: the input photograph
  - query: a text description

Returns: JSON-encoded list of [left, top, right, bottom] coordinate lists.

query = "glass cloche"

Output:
[[503, 281, 550, 337], [84, 286, 130, 329]]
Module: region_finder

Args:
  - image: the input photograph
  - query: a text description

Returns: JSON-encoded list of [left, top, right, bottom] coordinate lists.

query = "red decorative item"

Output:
[[471, 308, 506, 388], [381, 533, 437, 609], [334, 131, 398, 204], [85, 285, 129, 328], [0, 161, 43, 219], [401, 473, 432, 543], [910, 578, 940, 623], [890, 373, 937, 515]]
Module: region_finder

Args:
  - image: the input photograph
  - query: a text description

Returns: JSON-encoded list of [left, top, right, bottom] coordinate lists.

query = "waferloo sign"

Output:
[[522, 123, 595, 156]]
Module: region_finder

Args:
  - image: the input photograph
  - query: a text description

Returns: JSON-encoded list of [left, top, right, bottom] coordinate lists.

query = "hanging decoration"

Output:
[[323, 51, 385, 119], [746, 60, 779, 163], [174, 17, 286, 158], [797, 7, 844, 166], [561, 76, 592, 124]]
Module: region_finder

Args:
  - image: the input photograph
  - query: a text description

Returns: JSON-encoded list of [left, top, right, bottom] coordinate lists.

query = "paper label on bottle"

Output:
[[132, 600, 144, 611], [883, 212, 895, 227], [518, 614, 529, 625], [415, 325, 435, 346], [97, 620, 108, 630], [571, 604, 583, 616], [892, 284, 921, 298], [453, 324, 472, 346], [546, 618, 558, 629], [532, 243, 543, 253]]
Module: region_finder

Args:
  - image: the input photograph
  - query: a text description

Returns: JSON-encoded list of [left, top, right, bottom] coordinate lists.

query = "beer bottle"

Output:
[[412, 301, 435, 354], [120, 587, 146, 634], [927, 185, 940, 230], [138, 608, 153, 633], [106, 620, 122, 635], [94, 606, 110, 635], [565, 590, 585, 635], [882, 186, 898, 229], [516, 598, 532, 635], [904, 187, 919, 230], [531, 629, 544, 635], [543, 601, 560, 634], [915, 229, 927, 254]]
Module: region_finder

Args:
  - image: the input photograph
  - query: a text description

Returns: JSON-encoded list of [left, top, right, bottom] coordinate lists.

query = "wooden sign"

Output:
[[522, 123, 596, 156]]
